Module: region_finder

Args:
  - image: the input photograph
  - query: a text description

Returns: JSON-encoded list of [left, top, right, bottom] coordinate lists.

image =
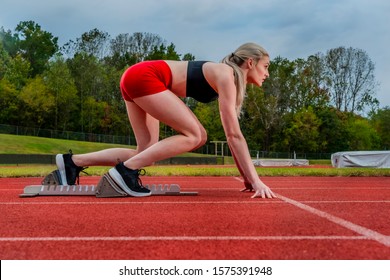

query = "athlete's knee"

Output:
[[189, 126, 207, 150], [198, 126, 208, 147]]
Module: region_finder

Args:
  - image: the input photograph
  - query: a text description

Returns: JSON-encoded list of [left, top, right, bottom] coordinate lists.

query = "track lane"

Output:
[[0, 176, 389, 259]]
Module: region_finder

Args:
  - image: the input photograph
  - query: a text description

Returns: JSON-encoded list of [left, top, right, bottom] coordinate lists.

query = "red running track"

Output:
[[0, 176, 389, 260]]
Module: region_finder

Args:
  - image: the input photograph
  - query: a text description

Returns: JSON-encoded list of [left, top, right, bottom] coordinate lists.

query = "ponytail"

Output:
[[221, 42, 269, 117]]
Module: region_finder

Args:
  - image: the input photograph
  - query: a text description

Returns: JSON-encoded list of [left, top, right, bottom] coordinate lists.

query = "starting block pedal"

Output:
[[41, 170, 63, 185], [95, 173, 129, 198], [20, 171, 198, 197]]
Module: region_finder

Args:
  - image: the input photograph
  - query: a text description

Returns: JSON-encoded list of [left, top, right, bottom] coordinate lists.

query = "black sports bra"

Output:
[[186, 61, 219, 103]]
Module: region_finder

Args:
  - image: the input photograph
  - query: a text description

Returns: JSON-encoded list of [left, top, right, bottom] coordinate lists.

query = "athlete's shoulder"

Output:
[[206, 62, 233, 74]]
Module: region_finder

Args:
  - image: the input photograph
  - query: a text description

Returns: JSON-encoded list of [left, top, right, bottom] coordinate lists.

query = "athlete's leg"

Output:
[[125, 100, 160, 155], [70, 101, 159, 167], [69, 148, 135, 167], [123, 90, 207, 170], [56, 144, 138, 185], [105, 97, 161, 197]]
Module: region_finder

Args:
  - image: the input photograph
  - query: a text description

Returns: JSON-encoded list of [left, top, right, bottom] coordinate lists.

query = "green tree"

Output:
[[282, 107, 322, 153], [0, 79, 19, 125], [0, 41, 10, 78], [44, 55, 78, 131], [370, 107, 390, 150], [317, 108, 349, 153], [0, 26, 19, 57], [1, 32, 31, 89], [145, 43, 181, 61], [67, 53, 104, 132], [182, 53, 195, 61], [165, 43, 181, 60], [14, 21, 59, 76], [3, 54, 31, 90], [262, 56, 296, 113], [293, 56, 329, 111], [252, 56, 297, 152], [145, 44, 166, 60], [346, 117, 380, 150], [96, 65, 127, 135], [193, 101, 224, 142], [81, 97, 109, 133], [19, 76, 55, 129], [242, 86, 279, 151]]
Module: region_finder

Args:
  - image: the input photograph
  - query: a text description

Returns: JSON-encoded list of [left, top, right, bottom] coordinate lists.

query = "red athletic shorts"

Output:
[[120, 60, 172, 102]]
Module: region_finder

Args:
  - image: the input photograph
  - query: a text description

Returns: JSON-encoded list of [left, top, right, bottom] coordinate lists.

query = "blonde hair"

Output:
[[221, 42, 269, 117]]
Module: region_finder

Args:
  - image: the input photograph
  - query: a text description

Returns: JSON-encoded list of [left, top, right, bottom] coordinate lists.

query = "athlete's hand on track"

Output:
[[252, 184, 276, 199], [241, 181, 276, 198]]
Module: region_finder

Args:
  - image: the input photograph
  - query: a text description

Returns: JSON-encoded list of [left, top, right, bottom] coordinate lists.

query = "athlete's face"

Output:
[[246, 56, 270, 87]]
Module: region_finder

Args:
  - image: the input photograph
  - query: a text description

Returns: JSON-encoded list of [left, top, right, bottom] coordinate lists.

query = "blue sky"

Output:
[[1, 0, 389, 108]]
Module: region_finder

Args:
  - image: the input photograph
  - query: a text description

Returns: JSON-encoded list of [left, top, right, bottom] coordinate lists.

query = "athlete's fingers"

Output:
[[251, 188, 277, 199]]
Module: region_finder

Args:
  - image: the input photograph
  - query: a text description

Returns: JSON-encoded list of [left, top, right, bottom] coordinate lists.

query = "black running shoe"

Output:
[[108, 162, 151, 197], [56, 150, 87, 185]]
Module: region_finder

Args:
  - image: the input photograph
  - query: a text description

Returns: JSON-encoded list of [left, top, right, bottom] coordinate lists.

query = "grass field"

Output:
[[0, 133, 137, 155], [1, 133, 390, 178]]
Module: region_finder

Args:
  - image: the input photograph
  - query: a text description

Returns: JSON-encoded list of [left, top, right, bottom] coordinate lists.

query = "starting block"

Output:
[[42, 169, 63, 185], [19, 170, 198, 198]]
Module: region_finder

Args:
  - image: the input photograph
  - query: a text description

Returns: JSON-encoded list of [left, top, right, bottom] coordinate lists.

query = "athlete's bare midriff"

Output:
[[164, 60, 188, 97]]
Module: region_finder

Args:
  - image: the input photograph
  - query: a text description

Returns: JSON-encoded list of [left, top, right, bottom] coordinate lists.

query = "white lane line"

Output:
[[276, 193, 390, 247], [233, 177, 389, 247], [0, 235, 369, 242]]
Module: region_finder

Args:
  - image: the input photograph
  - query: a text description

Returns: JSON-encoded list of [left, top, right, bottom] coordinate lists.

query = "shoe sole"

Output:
[[55, 154, 68, 185], [108, 168, 151, 197]]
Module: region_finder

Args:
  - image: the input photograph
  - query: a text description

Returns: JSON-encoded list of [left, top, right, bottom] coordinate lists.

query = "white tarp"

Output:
[[331, 151, 390, 168], [253, 159, 309, 167]]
